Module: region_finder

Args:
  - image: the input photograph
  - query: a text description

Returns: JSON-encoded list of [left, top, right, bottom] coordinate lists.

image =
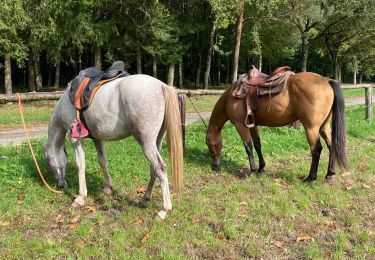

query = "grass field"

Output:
[[0, 105, 374, 259]]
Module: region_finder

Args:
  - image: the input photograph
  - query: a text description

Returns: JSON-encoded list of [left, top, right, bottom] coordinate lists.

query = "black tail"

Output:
[[329, 80, 348, 171]]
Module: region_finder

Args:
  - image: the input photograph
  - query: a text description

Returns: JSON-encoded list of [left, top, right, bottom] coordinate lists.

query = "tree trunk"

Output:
[[204, 22, 217, 89], [353, 69, 357, 84], [258, 51, 262, 72], [54, 55, 61, 88], [217, 54, 221, 85], [136, 49, 142, 74], [231, 3, 244, 83], [152, 58, 157, 78], [33, 52, 43, 91], [178, 57, 183, 88], [334, 56, 340, 82], [78, 53, 82, 72], [94, 45, 102, 69], [167, 63, 175, 86], [27, 55, 36, 92], [301, 32, 309, 72], [4, 53, 12, 95], [195, 54, 201, 88], [359, 71, 363, 84]]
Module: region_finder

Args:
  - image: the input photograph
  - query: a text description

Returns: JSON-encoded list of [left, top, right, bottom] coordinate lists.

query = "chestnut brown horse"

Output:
[[206, 72, 348, 182]]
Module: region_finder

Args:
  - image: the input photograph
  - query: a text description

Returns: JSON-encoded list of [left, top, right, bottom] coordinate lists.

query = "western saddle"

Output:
[[232, 65, 294, 128], [248, 65, 291, 86], [68, 61, 130, 138]]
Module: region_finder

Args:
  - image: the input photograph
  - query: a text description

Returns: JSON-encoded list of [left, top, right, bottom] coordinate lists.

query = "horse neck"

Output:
[[47, 107, 67, 150], [207, 88, 230, 143]]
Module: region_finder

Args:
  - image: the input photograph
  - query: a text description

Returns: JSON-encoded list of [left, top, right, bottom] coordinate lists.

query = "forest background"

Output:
[[1, 0, 375, 94]]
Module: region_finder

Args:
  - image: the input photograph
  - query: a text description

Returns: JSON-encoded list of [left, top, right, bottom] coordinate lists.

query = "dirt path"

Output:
[[0, 97, 370, 146]]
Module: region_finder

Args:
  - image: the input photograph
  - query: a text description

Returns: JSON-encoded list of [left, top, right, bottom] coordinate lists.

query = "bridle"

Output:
[[206, 138, 222, 158]]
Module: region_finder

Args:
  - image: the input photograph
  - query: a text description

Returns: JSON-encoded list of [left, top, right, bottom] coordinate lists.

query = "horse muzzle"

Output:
[[58, 179, 68, 189]]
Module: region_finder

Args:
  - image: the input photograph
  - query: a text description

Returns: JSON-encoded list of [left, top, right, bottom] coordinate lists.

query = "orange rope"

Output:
[[16, 93, 61, 195]]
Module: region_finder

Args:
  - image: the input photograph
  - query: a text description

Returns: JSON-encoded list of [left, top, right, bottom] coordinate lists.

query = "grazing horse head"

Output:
[[206, 133, 223, 171], [44, 143, 68, 189]]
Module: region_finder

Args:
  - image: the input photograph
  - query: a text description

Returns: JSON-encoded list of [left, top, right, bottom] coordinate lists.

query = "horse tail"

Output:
[[329, 80, 348, 171], [162, 85, 183, 198]]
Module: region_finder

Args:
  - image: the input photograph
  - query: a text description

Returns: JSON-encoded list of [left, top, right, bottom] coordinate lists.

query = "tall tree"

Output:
[[0, 0, 28, 94]]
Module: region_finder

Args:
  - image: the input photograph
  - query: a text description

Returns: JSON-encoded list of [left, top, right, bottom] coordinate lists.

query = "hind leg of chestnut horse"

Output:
[[319, 118, 336, 183], [303, 126, 323, 182]]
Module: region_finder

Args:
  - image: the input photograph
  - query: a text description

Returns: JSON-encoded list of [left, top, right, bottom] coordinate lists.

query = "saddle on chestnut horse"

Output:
[[232, 65, 295, 128], [68, 61, 130, 138]]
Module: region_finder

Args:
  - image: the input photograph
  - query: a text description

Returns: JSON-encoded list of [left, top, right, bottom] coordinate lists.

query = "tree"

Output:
[[0, 0, 28, 94]]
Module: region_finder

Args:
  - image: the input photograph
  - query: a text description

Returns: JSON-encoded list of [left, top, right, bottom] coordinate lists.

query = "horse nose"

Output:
[[58, 181, 67, 189]]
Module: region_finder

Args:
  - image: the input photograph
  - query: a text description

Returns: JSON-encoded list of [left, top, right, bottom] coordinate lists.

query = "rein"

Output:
[[186, 91, 208, 129], [16, 93, 61, 195]]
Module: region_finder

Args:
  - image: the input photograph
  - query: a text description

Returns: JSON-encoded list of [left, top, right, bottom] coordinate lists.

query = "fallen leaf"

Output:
[[134, 218, 144, 225], [239, 201, 248, 207], [324, 251, 332, 259], [173, 223, 178, 227], [341, 171, 351, 177], [84, 206, 96, 213], [344, 183, 353, 191], [324, 220, 337, 229], [0, 220, 10, 227], [140, 231, 150, 244], [55, 214, 63, 223], [68, 223, 77, 230], [191, 217, 200, 223], [296, 235, 311, 242], [136, 187, 146, 194], [18, 193, 25, 202], [274, 241, 284, 248], [363, 184, 370, 189], [76, 240, 85, 247], [216, 234, 225, 240], [70, 215, 80, 224]]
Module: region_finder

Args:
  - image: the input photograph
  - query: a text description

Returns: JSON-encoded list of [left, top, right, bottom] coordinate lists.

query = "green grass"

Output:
[[343, 88, 366, 99], [0, 106, 374, 258], [0, 100, 56, 128]]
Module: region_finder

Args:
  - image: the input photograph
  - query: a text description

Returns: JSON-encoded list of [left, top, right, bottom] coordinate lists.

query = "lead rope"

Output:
[[186, 91, 208, 129], [16, 93, 61, 195]]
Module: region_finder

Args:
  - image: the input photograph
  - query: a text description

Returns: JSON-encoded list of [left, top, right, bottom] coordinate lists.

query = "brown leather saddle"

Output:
[[232, 65, 294, 128], [248, 65, 291, 86]]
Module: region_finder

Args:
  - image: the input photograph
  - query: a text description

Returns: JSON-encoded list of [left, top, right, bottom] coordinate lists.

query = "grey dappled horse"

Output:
[[45, 74, 183, 219]]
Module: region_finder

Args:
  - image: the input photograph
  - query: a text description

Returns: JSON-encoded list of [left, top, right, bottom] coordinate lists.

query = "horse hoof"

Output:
[[72, 196, 85, 208], [302, 176, 316, 183], [103, 186, 113, 195], [133, 198, 148, 208], [156, 210, 167, 220], [257, 167, 265, 174], [325, 176, 334, 185]]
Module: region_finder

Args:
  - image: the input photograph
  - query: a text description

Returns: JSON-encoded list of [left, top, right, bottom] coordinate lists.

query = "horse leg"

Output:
[[250, 126, 266, 173], [70, 138, 87, 207], [93, 140, 113, 195], [234, 123, 257, 173], [140, 141, 171, 219], [303, 127, 322, 182], [320, 122, 335, 184], [139, 129, 166, 208]]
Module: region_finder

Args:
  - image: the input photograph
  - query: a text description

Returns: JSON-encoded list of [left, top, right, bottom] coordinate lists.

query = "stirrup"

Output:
[[70, 119, 89, 138]]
